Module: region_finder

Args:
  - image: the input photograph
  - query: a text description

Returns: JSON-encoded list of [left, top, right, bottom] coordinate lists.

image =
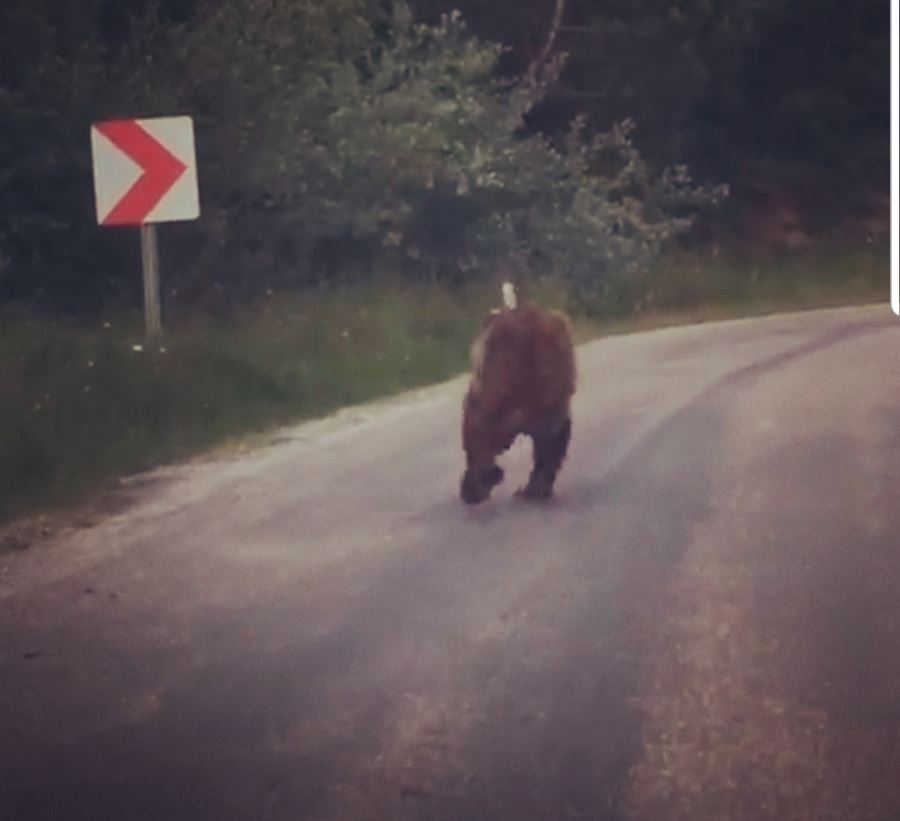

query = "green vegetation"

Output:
[[636, 243, 889, 315], [0, 283, 482, 522], [0, 245, 885, 524], [0, 1, 718, 313]]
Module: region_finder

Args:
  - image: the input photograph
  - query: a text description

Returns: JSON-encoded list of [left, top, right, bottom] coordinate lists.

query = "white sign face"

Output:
[[90, 115, 199, 226]]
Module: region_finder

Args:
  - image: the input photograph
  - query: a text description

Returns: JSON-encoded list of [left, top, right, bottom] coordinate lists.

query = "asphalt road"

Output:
[[2, 305, 899, 821]]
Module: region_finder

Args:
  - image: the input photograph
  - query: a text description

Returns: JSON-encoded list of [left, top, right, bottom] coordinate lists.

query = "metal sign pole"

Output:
[[140, 223, 162, 337]]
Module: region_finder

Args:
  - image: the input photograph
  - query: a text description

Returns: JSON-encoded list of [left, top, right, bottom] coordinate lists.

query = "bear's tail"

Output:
[[501, 281, 517, 310]]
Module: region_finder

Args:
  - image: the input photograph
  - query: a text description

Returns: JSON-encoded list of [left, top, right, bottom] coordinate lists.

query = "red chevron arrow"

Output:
[[95, 120, 188, 225]]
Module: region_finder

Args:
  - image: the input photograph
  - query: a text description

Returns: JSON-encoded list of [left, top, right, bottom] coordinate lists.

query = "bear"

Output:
[[460, 283, 576, 504]]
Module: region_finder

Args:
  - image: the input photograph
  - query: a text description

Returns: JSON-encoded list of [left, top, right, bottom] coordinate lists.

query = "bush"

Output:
[[0, 1, 720, 316]]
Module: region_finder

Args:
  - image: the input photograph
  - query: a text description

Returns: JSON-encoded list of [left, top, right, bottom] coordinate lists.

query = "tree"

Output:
[[1, 0, 718, 314], [411, 0, 888, 206]]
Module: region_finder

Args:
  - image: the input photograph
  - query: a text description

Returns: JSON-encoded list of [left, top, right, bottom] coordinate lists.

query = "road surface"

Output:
[[1, 305, 899, 821]]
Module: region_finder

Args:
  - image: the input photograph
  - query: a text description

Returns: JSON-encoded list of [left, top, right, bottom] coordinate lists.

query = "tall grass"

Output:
[[0, 283, 494, 521], [0, 244, 888, 523], [635, 242, 888, 316]]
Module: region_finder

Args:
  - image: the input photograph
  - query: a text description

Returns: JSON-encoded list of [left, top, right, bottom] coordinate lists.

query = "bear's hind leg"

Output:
[[519, 417, 571, 500]]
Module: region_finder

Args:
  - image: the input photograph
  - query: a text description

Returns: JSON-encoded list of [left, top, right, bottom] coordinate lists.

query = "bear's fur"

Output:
[[460, 288, 576, 504]]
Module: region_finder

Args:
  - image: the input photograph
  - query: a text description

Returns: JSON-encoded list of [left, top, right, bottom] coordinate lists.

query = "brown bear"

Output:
[[460, 283, 576, 504]]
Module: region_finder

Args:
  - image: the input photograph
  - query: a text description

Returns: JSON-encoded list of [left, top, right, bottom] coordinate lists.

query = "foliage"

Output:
[[709, 0, 890, 185], [413, 0, 889, 193], [0, 0, 717, 315]]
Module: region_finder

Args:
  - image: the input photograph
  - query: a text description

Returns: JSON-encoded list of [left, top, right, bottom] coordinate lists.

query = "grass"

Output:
[[0, 243, 888, 525], [639, 242, 888, 316], [0, 282, 495, 523]]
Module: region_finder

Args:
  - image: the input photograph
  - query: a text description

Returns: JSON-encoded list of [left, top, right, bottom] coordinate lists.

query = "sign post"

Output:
[[91, 116, 200, 336], [140, 224, 162, 337]]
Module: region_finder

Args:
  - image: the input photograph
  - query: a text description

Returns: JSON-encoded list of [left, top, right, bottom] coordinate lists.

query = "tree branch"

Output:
[[526, 0, 567, 83]]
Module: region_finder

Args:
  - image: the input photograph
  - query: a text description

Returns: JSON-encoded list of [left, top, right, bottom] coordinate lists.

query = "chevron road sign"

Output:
[[90, 116, 199, 336], [91, 116, 199, 226]]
